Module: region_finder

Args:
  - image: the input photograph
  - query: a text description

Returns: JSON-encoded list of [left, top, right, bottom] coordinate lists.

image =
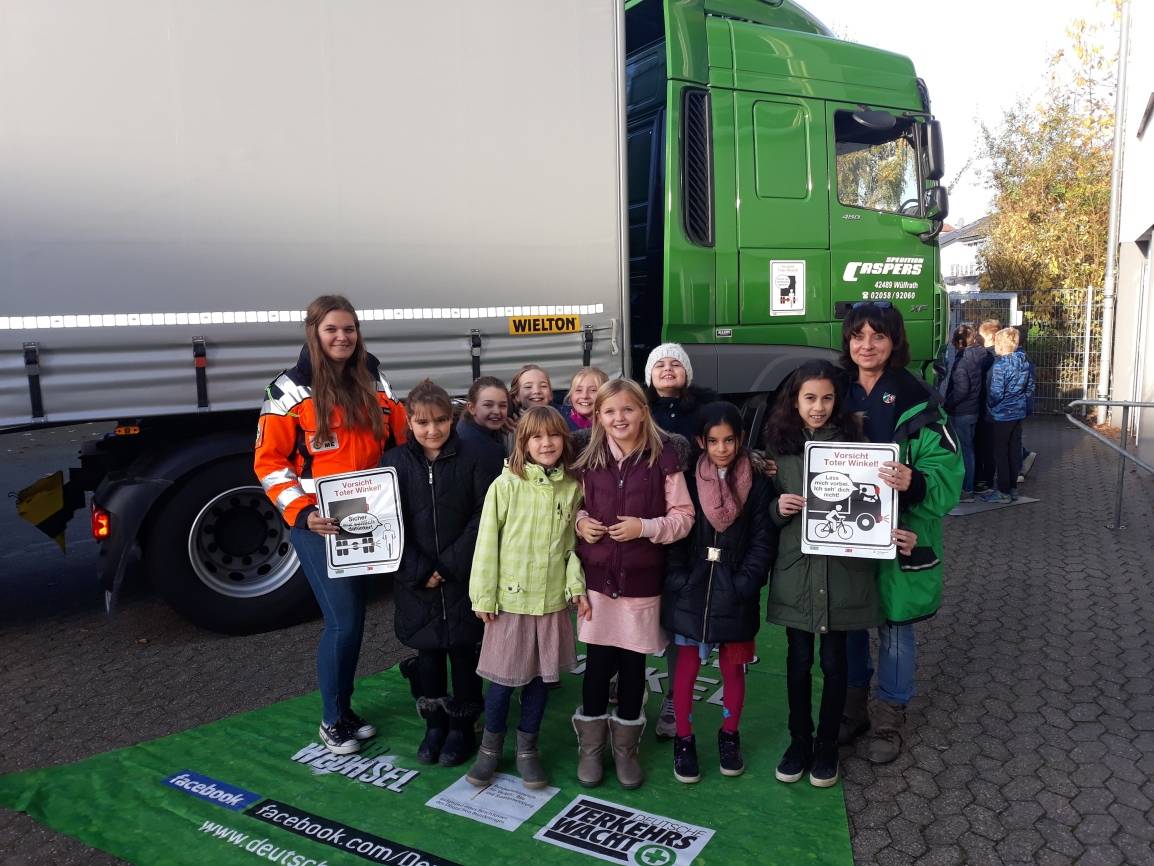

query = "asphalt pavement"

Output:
[[1, 417, 1152, 865]]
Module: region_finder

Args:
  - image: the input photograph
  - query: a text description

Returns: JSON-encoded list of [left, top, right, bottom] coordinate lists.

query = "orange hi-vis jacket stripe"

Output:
[[254, 353, 407, 528]]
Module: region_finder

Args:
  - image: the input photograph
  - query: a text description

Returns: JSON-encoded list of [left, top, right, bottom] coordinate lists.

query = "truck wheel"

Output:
[[143, 457, 317, 634], [856, 513, 876, 531]]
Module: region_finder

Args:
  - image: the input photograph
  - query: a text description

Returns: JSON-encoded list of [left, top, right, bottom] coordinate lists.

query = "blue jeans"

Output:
[[292, 526, 369, 725], [846, 624, 917, 706], [951, 413, 978, 492], [484, 677, 549, 735]]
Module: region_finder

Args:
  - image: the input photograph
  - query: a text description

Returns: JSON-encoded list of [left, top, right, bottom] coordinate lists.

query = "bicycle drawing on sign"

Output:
[[802, 441, 899, 559]]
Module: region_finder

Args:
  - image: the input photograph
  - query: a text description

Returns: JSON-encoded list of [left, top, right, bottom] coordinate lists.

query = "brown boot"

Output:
[[572, 707, 610, 787], [516, 730, 548, 790], [465, 729, 505, 786], [865, 701, 906, 764], [838, 686, 871, 745], [608, 712, 646, 789]]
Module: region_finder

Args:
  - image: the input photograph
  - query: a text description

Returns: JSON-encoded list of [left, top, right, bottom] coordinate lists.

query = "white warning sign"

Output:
[[316, 467, 404, 578], [770, 260, 806, 316], [801, 441, 898, 559]]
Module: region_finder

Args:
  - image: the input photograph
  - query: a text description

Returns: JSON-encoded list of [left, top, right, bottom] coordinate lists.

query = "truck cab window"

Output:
[[834, 112, 920, 215]]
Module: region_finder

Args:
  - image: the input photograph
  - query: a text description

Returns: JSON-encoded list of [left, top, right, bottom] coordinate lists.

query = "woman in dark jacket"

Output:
[[943, 325, 986, 500], [661, 402, 777, 784], [381, 380, 502, 767]]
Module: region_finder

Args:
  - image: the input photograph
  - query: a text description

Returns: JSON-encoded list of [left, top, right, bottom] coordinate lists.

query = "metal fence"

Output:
[[948, 287, 1103, 415]]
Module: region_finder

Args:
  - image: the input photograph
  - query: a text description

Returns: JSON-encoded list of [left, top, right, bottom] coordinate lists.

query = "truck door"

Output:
[[826, 103, 939, 357], [729, 93, 831, 330]]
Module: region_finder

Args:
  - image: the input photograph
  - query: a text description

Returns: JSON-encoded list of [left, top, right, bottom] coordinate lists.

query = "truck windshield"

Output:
[[834, 112, 920, 216]]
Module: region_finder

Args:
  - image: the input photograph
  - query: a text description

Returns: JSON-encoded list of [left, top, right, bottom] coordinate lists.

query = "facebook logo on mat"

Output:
[[163, 770, 261, 811]]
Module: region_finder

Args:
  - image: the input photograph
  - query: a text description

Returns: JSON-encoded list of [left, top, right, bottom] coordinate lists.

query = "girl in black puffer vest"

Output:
[[662, 402, 777, 784], [381, 380, 502, 767]]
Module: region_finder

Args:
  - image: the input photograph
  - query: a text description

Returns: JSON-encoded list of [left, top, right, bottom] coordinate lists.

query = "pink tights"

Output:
[[672, 648, 745, 737]]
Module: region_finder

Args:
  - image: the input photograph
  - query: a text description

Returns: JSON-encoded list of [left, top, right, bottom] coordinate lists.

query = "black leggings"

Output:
[[786, 628, 848, 744], [416, 645, 483, 705], [992, 419, 1023, 494], [582, 644, 647, 720]]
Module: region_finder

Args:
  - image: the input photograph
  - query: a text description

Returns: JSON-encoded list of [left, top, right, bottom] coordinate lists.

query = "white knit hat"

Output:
[[644, 342, 693, 388]]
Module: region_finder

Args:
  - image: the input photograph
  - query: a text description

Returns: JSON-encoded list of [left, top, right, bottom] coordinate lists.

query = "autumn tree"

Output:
[[977, 10, 1117, 320]]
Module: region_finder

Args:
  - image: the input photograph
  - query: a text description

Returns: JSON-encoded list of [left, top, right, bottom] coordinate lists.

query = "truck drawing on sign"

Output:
[[808, 479, 885, 532], [7, 0, 948, 631]]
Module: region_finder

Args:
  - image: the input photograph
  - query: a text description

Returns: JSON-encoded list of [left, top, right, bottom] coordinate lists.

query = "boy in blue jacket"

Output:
[[982, 328, 1035, 503]]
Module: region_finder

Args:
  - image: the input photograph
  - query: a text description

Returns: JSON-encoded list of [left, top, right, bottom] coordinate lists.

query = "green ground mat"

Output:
[[0, 627, 852, 866]]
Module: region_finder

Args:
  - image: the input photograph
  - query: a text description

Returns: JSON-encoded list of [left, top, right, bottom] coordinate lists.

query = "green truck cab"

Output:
[[625, 0, 949, 395]]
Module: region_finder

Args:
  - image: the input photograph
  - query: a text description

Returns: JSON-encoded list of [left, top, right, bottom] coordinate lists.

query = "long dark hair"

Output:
[[839, 303, 911, 371], [694, 401, 750, 506], [765, 360, 861, 455], [304, 295, 384, 445]]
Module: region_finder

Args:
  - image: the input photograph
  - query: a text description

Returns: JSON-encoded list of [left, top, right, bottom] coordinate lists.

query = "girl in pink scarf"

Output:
[[661, 401, 777, 784]]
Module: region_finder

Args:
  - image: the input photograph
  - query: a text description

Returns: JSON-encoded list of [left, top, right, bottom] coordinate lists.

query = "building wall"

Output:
[[941, 238, 984, 291], [1112, 0, 1154, 462]]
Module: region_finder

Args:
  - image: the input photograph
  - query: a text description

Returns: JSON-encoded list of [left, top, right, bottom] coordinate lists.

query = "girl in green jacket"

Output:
[[765, 360, 916, 789], [466, 406, 588, 791]]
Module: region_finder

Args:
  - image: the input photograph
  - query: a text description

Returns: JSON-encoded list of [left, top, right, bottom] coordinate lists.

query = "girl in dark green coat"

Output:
[[764, 360, 916, 789]]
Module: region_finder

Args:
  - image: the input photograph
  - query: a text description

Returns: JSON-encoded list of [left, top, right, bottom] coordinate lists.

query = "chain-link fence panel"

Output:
[[948, 288, 1102, 414]]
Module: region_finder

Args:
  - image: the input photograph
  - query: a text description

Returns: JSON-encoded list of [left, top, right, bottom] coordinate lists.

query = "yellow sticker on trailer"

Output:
[[508, 314, 582, 335]]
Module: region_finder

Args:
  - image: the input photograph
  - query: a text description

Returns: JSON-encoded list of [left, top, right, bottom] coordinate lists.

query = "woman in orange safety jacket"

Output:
[[254, 295, 407, 755]]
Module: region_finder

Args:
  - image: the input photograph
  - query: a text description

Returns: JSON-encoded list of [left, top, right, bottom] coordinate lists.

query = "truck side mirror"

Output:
[[923, 120, 945, 181], [925, 185, 948, 221]]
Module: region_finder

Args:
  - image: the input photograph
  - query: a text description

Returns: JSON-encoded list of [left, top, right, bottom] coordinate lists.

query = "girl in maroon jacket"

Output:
[[571, 379, 693, 790]]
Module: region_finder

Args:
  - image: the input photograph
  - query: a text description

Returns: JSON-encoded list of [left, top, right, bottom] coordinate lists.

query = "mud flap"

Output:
[[16, 470, 85, 551]]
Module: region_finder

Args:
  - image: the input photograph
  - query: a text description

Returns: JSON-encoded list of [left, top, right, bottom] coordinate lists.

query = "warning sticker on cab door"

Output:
[[508, 315, 582, 335], [770, 260, 806, 316]]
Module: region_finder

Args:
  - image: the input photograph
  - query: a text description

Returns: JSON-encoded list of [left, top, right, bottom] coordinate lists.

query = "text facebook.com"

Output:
[[200, 799, 453, 866]]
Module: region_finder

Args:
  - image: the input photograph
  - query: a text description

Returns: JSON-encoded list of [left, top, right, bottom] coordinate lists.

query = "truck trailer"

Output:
[[3, 0, 949, 632]]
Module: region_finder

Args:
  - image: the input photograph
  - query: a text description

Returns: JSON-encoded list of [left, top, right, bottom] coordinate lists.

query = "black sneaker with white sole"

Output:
[[673, 734, 701, 784], [718, 729, 745, 777], [319, 720, 360, 755], [775, 736, 812, 783], [809, 740, 840, 788], [342, 710, 377, 741]]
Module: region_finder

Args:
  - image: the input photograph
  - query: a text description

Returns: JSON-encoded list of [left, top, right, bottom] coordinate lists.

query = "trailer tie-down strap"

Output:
[[23, 341, 45, 421], [470, 330, 482, 380], [193, 337, 209, 410], [582, 325, 594, 367]]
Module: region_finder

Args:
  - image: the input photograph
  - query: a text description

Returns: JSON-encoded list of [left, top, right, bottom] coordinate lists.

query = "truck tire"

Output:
[[856, 513, 876, 531], [143, 456, 317, 634]]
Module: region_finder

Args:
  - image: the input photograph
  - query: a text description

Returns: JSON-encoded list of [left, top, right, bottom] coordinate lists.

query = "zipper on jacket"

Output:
[[428, 461, 446, 622], [701, 529, 719, 642], [609, 462, 627, 593]]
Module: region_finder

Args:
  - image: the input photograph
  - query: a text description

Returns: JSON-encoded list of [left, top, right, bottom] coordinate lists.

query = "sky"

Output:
[[798, 0, 1118, 228]]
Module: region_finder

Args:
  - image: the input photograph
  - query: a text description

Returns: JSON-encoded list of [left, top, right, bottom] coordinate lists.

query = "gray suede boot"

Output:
[[572, 707, 610, 788], [838, 686, 871, 745], [608, 712, 646, 789], [516, 730, 548, 790], [865, 701, 906, 764], [465, 729, 505, 786]]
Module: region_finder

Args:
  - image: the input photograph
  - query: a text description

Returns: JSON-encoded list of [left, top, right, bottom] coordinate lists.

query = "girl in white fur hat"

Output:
[[642, 342, 719, 741]]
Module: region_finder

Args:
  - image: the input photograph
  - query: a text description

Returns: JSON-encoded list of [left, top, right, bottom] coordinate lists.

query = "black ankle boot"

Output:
[[439, 698, 482, 767], [416, 697, 449, 765]]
